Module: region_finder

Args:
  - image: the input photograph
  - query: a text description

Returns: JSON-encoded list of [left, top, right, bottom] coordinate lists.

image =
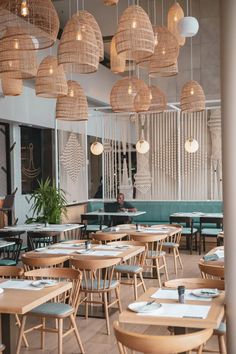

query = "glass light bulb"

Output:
[[162, 48, 166, 55], [128, 84, 132, 95], [14, 39, 19, 49], [49, 66, 53, 74], [76, 31, 82, 41], [154, 33, 158, 46], [9, 61, 12, 68], [185, 138, 199, 153], [149, 90, 153, 100], [174, 15, 178, 22], [21, 0, 29, 17], [190, 88, 194, 95], [69, 89, 74, 97], [132, 20, 137, 29]]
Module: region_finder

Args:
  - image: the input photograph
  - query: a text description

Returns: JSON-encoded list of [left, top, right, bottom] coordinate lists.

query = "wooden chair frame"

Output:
[[22, 254, 70, 271], [198, 262, 225, 280], [169, 216, 198, 254], [92, 231, 128, 244], [199, 217, 223, 254]]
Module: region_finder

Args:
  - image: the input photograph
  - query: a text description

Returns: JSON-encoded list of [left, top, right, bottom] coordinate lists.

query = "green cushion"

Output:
[[147, 250, 166, 258], [85, 225, 107, 231], [30, 303, 73, 317], [163, 242, 178, 248], [0, 259, 17, 266], [81, 279, 118, 290], [114, 265, 142, 273], [182, 227, 198, 235], [201, 228, 222, 236]]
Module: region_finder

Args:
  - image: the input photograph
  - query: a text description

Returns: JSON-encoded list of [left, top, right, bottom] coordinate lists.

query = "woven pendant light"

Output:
[[167, 2, 185, 46], [149, 85, 167, 112], [104, 0, 119, 6], [110, 36, 126, 74], [0, 27, 37, 79], [1, 78, 23, 96], [36, 56, 68, 98], [180, 80, 205, 112], [0, 0, 59, 50], [148, 26, 179, 76], [110, 77, 150, 112], [56, 80, 88, 121], [58, 16, 99, 74], [150, 60, 178, 77], [115, 5, 154, 61], [76, 10, 104, 62]]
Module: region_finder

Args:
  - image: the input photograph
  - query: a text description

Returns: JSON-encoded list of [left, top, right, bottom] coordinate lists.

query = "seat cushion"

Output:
[[81, 279, 119, 290], [0, 259, 17, 266], [114, 264, 143, 274], [30, 303, 73, 317], [86, 225, 107, 232], [163, 242, 178, 248], [201, 228, 223, 236], [182, 227, 198, 235], [213, 322, 226, 335], [147, 250, 166, 258]]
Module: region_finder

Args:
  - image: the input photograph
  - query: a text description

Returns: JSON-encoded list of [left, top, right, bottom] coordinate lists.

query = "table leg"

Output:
[[1, 313, 17, 354]]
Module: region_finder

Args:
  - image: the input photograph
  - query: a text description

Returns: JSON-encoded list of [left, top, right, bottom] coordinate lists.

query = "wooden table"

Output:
[[119, 287, 225, 329], [82, 210, 146, 227], [0, 223, 84, 234], [199, 246, 224, 267], [170, 212, 223, 219], [0, 280, 72, 354]]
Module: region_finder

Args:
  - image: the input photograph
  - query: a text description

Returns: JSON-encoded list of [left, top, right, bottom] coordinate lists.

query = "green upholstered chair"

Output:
[[0, 237, 22, 266], [199, 216, 223, 254], [169, 216, 198, 254]]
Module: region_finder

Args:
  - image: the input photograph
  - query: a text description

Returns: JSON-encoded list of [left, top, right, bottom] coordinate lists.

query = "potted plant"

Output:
[[27, 178, 67, 224]]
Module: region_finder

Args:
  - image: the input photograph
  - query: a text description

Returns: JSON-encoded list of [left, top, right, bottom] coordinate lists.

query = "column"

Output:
[[221, 0, 236, 352]]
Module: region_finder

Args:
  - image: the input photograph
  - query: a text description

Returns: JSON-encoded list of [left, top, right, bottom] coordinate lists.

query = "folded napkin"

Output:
[[203, 249, 224, 261]]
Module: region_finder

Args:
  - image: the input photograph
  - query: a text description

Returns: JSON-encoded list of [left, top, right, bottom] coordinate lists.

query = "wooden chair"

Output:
[[130, 233, 168, 288], [158, 224, 183, 275], [0, 237, 23, 266], [27, 232, 57, 251], [113, 240, 147, 300], [198, 262, 225, 279], [71, 256, 122, 335], [0, 266, 28, 348], [169, 216, 198, 254], [22, 254, 69, 271], [16, 268, 84, 354], [80, 214, 108, 238], [164, 277, 226, 354], [113, 321, 213, 354], [199, 217, 223, 254], [62, 228, 82, 241], [92, 231, 128, 244]]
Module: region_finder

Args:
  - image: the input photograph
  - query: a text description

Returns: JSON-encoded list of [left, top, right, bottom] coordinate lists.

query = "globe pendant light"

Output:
[[185, 138, 199, 153], [178, 16, 199, 37], [90, 141, 104, 155], [136, 116, 150, 154], [167, 2, 185, 46]]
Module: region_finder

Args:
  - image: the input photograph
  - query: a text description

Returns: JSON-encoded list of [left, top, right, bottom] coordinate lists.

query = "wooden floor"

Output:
[[19, 243, 221, 354]]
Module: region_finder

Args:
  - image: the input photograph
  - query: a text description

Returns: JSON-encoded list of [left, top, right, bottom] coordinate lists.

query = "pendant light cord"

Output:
[[190, 37, 193, 80], [186, 0, 189, 16], [154, 0, 156, 26], [161, 0, 164, 26]]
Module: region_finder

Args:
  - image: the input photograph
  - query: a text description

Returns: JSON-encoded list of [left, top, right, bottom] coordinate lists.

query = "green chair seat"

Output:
[[201, 228, 222, 236], [114, 264, 142, 274], [163, 242, 178, 248], [30, 303, 73, 317], [182, 227, 198, 235], [86, 225, 107, 231], [147, 250, 166, 258], [81, 279, 118, 290], [214, 322, 226, 335], [0, 259, 17, 266]]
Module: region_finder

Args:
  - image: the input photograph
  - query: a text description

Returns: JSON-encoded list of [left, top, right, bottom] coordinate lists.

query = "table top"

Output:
[[119, 287, 225, 329], [82, 210, 146, 217], [0, 280, 72, 315], [170, 212, 223, 219], [129, 225, 182, 238], [199, 246, 224, 267], [0, 223, 84, 233], [26, 241, 145, 262]]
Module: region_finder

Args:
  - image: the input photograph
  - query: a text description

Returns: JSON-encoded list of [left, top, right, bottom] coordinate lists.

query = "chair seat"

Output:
[[147, 250, 166, 258], [114, 264, 143, 274], [162, 242, 178, 248], [213, 321, 226, 335], [201, 228, 223, 236], [81, 279, 119, 291], [0, 259, 17, 266], [85, 225, 107, 232], [30, 302, 73, 317], [182, 227, 198, 235]]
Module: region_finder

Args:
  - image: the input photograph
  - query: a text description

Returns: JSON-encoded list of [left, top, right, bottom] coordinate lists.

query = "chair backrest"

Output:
[[0, 265, 24, 278], [164, 277, 225, 290], [130, 233, 166, 257], [63, 228, 81, 241], [22, 254, 69, 271], [2, 194, 15, 210], [1, 237, 23, 264], [200, 217, 223, 229], [71, 256, 121, 291], [110, 240, 147, 266], [115, 224, 136, 230], [92, 232, 127, 244], [113, 321, 213, 354], [27, 232, 56, 251], [24, 267, 82, 312], [198, 262, 225, 280], [161, 224, 183, 244]]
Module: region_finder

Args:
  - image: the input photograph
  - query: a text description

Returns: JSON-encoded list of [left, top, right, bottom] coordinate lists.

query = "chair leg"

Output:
[[58, 318, 63, 354], [70, 314, 85, 354], [218, 334, 227, 354], [155, 258, 162, 288], [163, 256, 169, 281], [133, 274, 138, 300], [41, 317, 46, 349], [173, 249, 178, 275], [176, 249, 183, 269], [103, 292, 110, 335], [203, 235, 206, 252], [15, 314, 29, 348], [190, 235, 193, 255], [16, 315, 27, 354], [139, 272, 146, 293], [115, 286, 122, 313]]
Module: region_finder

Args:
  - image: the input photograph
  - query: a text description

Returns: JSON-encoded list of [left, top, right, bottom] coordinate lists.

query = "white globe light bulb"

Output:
[[136, 139, 150, 154], [185, 138, 199, 153], [178, 16, 199, 37], [90, 141, 104, 155]]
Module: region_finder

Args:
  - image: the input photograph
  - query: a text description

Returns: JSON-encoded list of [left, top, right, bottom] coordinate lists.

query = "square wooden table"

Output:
[[0, 280, 72, 354]]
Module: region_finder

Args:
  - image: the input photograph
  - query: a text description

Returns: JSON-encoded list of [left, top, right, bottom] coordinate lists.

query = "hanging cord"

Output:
[[190, 38, 193, 80], [76, 0, 79, 12], [82, 0, 84, 10], [186, 0, 189, 16], [154, 0, 156, 26]]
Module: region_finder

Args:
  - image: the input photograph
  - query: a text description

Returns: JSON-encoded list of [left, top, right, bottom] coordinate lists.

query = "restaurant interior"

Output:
[[0, 0, 233, 353]]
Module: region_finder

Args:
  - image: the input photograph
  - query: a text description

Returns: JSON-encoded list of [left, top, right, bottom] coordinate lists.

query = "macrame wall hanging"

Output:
[[119, 119, 133, 199]]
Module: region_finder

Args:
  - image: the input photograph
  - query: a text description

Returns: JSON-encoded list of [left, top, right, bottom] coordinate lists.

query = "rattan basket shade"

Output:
[[0, 27, 37, 79], [58, 16, 99, 74], [150, 60, 178, 77], [110, 77, 150, 112], [104, 0, 119, 5], [1, 77, 23, 96], [56, 80, 88, 121], [0, 0, 59, 50], [36, 56, 68, 98], [180, 80, 205, 112], [148, 26, 179, 75], [76, 10, 104, 62], [167, 2, 185, 47], [110, 36, 126, 73], [149, 85, 167, 112], [115, 5, 154, 61]]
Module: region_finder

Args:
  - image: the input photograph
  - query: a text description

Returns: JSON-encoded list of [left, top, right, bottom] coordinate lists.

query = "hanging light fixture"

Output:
[[153, 60, 178, 77], [185, 138, 199, 153], [167, 2, 185, 46], [90, 140, 104, 155], [58, 15, 99, 74], [180, 80, 205, 112], [115, 5, 155, 61], [136, 116, 150, 154], [56, 80, 88, 121], [177, 0, 199, 37], [110, 36, 126, 73], [110, 77, 150, 112], [104, 0, 119, 5], [0, 0, 60, 50], [1, 77, 23, 96], [148, 85, 167, 112], [35, 56, 68, 98]]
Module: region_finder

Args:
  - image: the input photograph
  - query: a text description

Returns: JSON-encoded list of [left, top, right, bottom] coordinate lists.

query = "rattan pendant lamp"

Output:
[[35, 56, 68, 98], [110, 36, 126, 73], [110, 77, 150, 112], [153, 60, 178, 77], [0, 0, 59, 50], [58, 15, 99, 74], [56, 80, 88, 121], [1, 77, 23, 96], [149, 85, 167, 112], [104, 0, 119, 5], [167, 2, 185, 46], [115, 5, 154, 61], [0, 27, 37, 79]]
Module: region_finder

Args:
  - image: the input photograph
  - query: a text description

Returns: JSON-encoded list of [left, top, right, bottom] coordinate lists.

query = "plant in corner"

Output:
[[27, 178, 67, 224]]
